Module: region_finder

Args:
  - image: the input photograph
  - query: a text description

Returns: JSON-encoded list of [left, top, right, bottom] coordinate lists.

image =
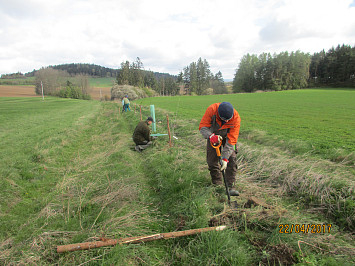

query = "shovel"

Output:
[[211, 141, 231, 206]]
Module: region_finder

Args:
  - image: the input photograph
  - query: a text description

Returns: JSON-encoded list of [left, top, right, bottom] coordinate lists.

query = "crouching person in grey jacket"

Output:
[[132, 116, 154, 152]]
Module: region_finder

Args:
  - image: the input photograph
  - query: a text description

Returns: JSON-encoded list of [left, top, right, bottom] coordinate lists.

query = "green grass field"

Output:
[[136, 88, 355, 162], [0, 98, 101, 239], [89, 77, 116, 87], [0, 90, 354, 265]]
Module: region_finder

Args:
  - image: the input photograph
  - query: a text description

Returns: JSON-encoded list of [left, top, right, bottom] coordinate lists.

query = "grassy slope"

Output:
[[0, 94, 354, 265]]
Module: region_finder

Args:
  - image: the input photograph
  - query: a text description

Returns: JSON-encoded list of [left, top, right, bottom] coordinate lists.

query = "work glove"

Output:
[[209, 133, 223, 146], [220, 158, 228, 171]]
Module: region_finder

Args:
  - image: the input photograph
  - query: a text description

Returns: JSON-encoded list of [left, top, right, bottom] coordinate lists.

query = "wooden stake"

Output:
[[57, 225, 226, 253], [167, 114, 172, 147], [41, 81, 44, 101]]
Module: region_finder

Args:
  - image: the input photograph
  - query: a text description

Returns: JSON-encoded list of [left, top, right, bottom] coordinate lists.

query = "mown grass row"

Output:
[[0, 98, 159, 264]]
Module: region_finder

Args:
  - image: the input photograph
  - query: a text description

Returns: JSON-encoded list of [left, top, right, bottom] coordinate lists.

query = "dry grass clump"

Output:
[[237, 142, 355, 230], [329, 148, 355, 165]]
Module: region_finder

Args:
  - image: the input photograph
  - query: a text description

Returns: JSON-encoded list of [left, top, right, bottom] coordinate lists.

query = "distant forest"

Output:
[[233, 44, 355, 92]]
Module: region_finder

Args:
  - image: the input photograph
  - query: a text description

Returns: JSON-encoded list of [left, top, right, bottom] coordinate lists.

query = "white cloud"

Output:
[[0, 0, 354, 79]]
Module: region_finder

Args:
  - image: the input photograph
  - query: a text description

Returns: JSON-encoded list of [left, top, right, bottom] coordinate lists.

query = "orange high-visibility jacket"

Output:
[[199, 103, 241, 145]]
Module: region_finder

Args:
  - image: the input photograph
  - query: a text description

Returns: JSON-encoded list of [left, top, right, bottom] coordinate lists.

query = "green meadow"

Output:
[[0, 89, 354, 265], [88, 77, 116, 87], [137, 88, 355, 163]]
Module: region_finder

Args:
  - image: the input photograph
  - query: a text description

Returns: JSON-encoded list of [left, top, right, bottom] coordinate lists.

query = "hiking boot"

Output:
[[135, 146, 142, 153], [212, 179, 223, 186], [228, 188, 239, 197]]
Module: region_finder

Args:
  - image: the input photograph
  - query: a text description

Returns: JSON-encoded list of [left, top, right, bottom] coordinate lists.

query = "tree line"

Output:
[[233, 44, 355, 92], [115, 57, 227, 96]]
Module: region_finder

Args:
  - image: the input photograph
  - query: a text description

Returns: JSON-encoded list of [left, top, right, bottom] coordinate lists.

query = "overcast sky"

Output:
[[0, 0, 354, 79]]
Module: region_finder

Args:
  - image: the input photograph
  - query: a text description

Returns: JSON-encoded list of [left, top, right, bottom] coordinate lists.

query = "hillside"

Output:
[[1, 63, 175, 81]]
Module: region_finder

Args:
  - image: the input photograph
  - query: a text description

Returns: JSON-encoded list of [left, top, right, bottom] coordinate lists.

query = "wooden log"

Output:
[[57, 225, 226, 253]]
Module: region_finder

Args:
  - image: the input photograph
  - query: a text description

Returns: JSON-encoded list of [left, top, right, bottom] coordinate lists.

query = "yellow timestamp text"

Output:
[[278, 224, 332, 234]]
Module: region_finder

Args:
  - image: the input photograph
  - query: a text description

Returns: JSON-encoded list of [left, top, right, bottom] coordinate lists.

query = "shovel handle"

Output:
[[210, 140, 231, 206], [211, 141, 222, 157]]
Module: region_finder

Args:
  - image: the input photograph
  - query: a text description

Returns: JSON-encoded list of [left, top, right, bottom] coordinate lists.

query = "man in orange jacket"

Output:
[[199, 102, 241, 196]]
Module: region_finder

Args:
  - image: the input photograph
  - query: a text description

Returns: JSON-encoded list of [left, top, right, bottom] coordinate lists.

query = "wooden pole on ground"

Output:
[[167, 114, 172, 147], [57, 225, 226, 253]]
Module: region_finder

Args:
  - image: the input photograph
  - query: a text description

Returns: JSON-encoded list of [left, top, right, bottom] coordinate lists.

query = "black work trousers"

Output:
[[206, 139, 237, 187]]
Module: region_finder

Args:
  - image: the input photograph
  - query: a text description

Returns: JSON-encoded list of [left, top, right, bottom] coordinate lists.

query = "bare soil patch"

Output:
[[0, 85, 111, 100], [0, 85, 38, 97]]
